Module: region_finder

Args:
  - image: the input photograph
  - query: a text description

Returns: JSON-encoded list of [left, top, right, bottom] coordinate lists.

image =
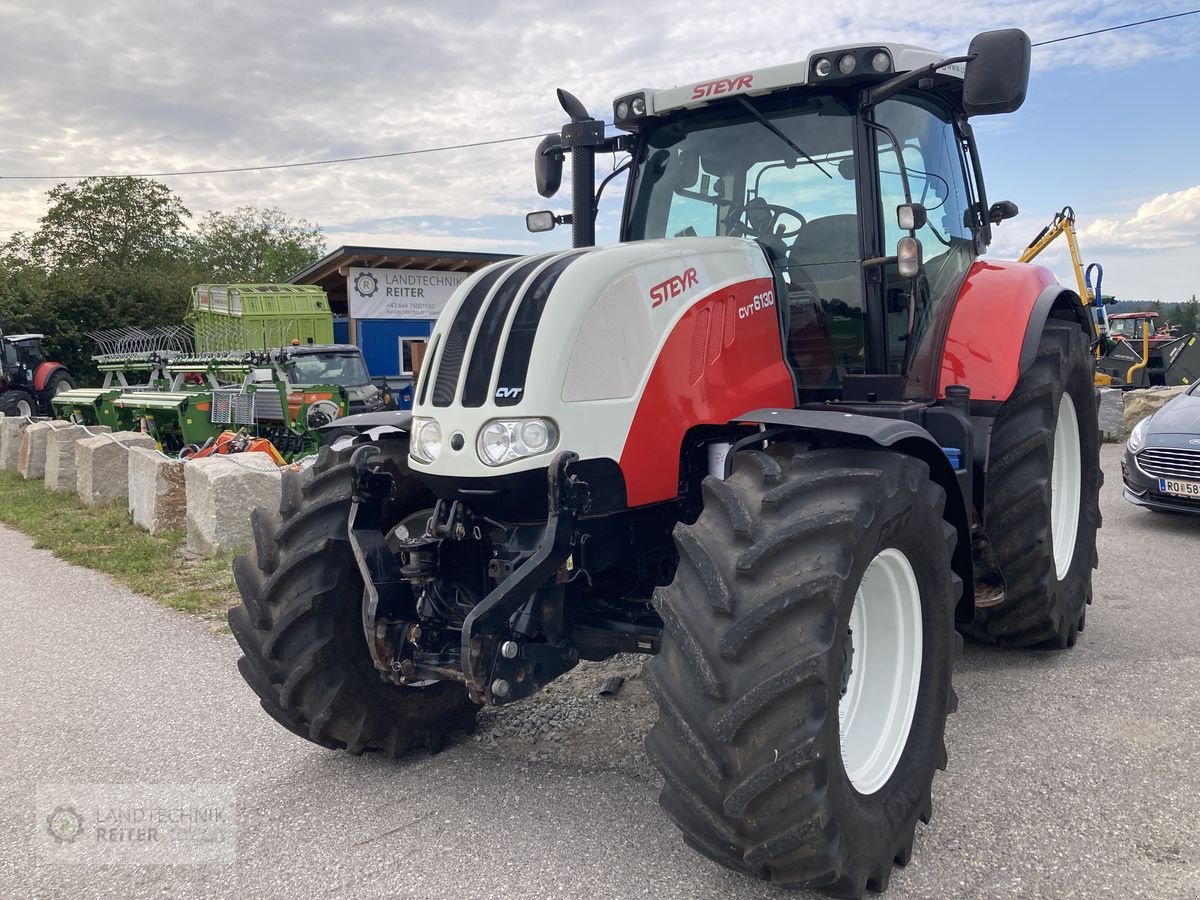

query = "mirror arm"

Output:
[[862, 55, 972, 111]]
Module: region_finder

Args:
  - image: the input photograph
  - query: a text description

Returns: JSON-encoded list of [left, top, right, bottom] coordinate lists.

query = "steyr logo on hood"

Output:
[[649, 268, 699, 308]]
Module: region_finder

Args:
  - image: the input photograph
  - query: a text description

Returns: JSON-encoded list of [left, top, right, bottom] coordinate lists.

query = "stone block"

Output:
[[44, 424, 112, 491], [1123, 385, 1189, 433], [1, 415, 46, 471], [184, 452, 282, 556], [128, 446, 188, 534], [75, 431, 157, 506], [17, 420, 72, 480], [1098, 388, 1125, 442]]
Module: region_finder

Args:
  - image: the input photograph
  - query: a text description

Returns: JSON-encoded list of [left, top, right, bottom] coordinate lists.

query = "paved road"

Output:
[[2, 444, 1198, 899]]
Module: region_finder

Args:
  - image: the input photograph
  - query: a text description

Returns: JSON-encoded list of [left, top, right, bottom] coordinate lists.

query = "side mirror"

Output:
[[535, 134, 563, 199], [526, 211, 558, 233], [897, 203, 927, 231], [897, 236, 923, 278], [988, 200, 1019, 224], [963, 29, 1031, 116]]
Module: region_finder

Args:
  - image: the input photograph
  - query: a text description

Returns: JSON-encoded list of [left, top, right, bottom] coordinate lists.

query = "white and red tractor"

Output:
[[230, 29, 1101, 897]]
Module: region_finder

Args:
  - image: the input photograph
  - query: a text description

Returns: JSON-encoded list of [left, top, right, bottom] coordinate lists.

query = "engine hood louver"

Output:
[[431, 248, 590, 409]]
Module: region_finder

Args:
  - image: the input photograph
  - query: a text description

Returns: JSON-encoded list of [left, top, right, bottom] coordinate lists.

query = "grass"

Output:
[[0, 469, 239, 620]]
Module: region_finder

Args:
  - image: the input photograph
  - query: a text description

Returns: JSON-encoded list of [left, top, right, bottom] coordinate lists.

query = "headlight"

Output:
[[410, 417, 443, 463], [1127, 417, 1150, 453], [477, 418, 558, 466]]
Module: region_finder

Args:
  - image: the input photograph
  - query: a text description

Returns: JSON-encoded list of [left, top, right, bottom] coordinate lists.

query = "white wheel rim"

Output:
[[839, 548, 923, 795], [17, 398, 33, 417], [54, 379, 71, 396], [1050, 393, 1081, 580]]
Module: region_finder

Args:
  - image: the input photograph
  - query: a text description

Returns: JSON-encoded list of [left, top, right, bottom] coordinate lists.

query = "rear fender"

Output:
[[735, 408, 975, 620], [33, 361, 67, 392], [938, 260, 1092, 404]]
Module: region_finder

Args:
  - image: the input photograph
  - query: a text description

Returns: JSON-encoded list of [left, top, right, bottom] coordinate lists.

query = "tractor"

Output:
[[229, 29, 1102, 898], [0, 320, 73, 417]]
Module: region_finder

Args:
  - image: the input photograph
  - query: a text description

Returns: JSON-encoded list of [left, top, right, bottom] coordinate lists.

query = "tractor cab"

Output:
[[529, 31, 1033, 405]]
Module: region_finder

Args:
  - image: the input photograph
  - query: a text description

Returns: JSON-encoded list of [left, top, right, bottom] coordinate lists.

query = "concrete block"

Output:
[[184, 452, 282, 556], [17, 420, 72, 480], [1098, 388, 1125, 442], [1, 415, 46, 471], [44, 424, 112, 491], [75, 431, 157, 507], [128, 446, 188, 534], [1124, 385, 1188, 433]]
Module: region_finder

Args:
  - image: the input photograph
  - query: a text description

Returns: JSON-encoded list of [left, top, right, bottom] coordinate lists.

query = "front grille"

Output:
[[1137, 447, 1200, 480]]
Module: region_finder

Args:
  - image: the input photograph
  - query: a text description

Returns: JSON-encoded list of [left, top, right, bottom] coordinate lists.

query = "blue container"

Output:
[[941, 446, 962, 469]]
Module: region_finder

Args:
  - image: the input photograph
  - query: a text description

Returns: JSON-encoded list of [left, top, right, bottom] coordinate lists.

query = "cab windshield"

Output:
[[289, 352, 371, 388], [623, 91, 978, 399], [625, 95, 864, 390]]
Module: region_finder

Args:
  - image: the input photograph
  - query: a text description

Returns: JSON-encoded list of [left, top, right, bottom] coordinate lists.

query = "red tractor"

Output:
[[0, 321, 74, 417], [230, 29, 1101, 897]]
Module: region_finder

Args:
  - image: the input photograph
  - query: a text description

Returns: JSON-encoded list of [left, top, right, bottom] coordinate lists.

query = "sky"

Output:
[[1, 0, 1198, 301]]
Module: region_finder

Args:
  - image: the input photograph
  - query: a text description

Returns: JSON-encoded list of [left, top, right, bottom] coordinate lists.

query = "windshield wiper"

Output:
[[735, 95, 831, 179]]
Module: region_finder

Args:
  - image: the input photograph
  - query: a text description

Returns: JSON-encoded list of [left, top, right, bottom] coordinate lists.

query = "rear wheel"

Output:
[[644, 446, 960, 898], [975, 322, 1102, 648], [228, 440, 478, 755]]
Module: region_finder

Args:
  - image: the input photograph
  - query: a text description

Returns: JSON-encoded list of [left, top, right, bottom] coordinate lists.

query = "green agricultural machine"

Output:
[[52, 284, 385, 458]]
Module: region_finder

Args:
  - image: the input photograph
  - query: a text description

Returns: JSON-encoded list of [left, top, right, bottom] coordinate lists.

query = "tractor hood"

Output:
[[409, 237, 789, 490]]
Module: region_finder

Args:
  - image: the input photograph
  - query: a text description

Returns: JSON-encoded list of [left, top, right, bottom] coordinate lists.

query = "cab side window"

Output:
[[875, 98, 977, 381]]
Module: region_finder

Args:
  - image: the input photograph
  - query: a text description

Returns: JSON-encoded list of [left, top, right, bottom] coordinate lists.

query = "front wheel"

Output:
[[227, 440, 478, 756], [0, 390, 36, 418], [644, 446, 960, 898]]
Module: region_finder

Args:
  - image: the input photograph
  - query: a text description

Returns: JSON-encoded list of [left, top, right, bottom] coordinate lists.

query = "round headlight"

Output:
[[615, 100, 630, 120], [871, 51, 891, 73], [814, 57, 832, 78], [631, 96, 646, 116], [838, 54, 857, 75], [480, 421, 512, 465], [520, 420, 550, 453], [413, 418, 442, 463]]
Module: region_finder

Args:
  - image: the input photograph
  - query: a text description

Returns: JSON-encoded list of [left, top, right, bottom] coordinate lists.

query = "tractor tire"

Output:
[[644, 446, 960, 898], [41, 370, 73, 413], [0, 389, 36, 418], [974, 321, 1102, 648], [228, 440, 479, 756]]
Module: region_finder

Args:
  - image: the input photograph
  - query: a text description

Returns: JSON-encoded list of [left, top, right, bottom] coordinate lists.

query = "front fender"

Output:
[[321, 409, 412, 434], [735, 407, 975, 621]]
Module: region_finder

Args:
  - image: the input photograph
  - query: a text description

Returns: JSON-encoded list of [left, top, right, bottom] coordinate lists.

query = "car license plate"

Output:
[[1158, 477, 1200, 498]]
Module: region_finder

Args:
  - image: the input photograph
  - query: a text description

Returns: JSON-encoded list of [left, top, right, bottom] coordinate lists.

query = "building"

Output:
[[289, 246, 514, 388]]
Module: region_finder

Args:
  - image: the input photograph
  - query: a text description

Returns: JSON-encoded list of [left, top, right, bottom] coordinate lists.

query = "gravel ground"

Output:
[[2, 443, 1199, 899]]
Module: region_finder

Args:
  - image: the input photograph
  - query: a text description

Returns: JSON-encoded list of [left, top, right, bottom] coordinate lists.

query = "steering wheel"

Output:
[[724, 201, 807, 240]]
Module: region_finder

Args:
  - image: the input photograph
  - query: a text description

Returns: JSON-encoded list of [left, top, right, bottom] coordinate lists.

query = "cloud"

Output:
[[0, 0, 1197, 261], [1078, 186, 1200, 250]]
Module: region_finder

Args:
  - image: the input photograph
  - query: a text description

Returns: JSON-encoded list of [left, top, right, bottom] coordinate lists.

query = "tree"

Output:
[[191, 207, 325, 283], [29, 177, 191, 270]]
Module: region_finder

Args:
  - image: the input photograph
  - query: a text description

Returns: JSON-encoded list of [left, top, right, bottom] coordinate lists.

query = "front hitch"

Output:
[[461, 450, 588, 705]]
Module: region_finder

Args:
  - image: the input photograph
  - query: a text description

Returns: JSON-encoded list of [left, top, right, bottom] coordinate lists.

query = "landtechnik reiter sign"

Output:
[[348, 267, 470, 319]]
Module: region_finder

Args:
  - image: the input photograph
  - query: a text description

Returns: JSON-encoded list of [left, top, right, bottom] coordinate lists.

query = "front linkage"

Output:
[[348, 446, 591, 706]]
